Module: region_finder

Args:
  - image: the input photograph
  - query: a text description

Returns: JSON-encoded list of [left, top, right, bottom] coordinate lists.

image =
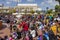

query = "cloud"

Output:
[[46, 0, 58, 4], [27, 0, 35, 2], [41, 2, 45, 5], [45, 0, 53, 3], [14, 0, 21, 2], [10, 0, 21, 2], [40, 0, 59, 10], [46, 0, 59, 7], [6, 1, 10, 4]]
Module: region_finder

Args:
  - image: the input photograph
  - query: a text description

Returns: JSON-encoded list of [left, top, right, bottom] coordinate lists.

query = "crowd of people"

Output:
[[0, 13, 60, 40]]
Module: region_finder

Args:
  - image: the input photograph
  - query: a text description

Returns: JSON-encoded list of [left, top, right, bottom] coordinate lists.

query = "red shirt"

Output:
[[19, 21, 28, 31], [19, 21, 26, 28], [23, 23, 28, 31]]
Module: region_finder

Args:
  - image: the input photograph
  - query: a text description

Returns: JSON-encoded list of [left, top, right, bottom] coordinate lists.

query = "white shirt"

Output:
[[30, 30, 36, 37]]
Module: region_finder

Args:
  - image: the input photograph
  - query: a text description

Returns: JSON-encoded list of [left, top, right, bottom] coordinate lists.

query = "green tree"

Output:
[[9, 9, 16, 14], [12, 9, 16, 13], [55, 5, 60, 13], [36, 11, 40, 14], [47, 9, 53, 14], [30, 10, 35, 14], [55, 0, 60, 15], [55, 5, 59, 12]]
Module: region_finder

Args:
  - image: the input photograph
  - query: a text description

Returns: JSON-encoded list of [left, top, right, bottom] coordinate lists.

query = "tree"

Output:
[[55, 0, 60, 15], [55, 5, 59, 12], [9, 9, 16, 14], [12, 9, 16, 13], [47, 9, 53, 14], [55, 5, 60, 13], [30, 10, 35, 14], [36, 11, 40, 14]]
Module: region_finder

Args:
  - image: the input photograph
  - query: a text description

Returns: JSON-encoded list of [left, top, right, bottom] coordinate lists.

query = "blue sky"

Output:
[[0, 0, 59, 10]]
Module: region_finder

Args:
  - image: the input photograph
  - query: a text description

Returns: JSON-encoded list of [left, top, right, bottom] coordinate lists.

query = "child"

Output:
[[9, 35, 13, 40]]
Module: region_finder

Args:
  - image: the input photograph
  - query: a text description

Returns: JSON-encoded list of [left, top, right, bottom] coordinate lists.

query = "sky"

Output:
[[0, 0, 59, 10]]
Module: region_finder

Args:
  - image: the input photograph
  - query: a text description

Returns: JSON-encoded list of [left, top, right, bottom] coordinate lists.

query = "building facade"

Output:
[[0, 4, 41, 14], [15, 4, 41, 13], [0, 6, 15, 13]]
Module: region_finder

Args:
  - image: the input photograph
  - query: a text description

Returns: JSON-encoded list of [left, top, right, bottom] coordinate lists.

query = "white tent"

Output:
[[34, 8, 42, 11], [16, 14, 22, 18], [34, 13, 37, 15], [12, 13, 18, 15], [21, 13, 25, 14]]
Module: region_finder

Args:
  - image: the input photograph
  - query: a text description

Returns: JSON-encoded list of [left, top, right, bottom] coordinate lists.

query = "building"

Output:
[[0, 6, 14, 13], [0, 7, 10, 13], [15, 4, 41, 13], [0, 4, 42, 14]]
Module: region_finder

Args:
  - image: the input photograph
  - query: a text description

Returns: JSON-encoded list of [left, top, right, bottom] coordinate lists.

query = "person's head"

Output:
[[10, 35, 12, 37], [54, 20, 60, 27], [31, 26, 34, 30], [44, 26, 49, 31], [58, 21, 60, 25], [4, 36, 8, 39], [54, 20, 58, 25]]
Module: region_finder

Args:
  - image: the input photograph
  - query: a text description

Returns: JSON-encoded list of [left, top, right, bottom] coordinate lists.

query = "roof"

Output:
[[17, 4, 37, 6]]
